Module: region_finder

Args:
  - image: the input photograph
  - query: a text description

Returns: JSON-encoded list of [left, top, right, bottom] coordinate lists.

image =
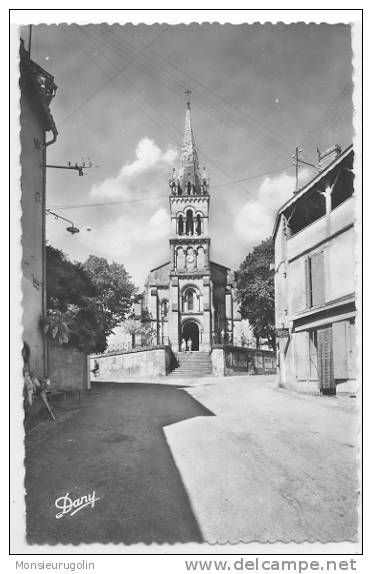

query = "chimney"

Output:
[[317, 144, 342, 171]]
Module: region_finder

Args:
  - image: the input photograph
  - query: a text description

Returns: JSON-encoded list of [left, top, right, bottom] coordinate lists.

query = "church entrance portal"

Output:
[[182, 321, 199, 351]]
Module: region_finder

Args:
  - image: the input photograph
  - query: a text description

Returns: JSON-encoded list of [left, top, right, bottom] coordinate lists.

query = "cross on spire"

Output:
[[184, 88, 192, 109]]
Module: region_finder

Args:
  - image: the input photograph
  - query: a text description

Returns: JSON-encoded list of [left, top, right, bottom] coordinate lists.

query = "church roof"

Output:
[[169, 96, 210, 196], [210, 260, 231, 271], [149, 261, 170, 273], [178, 101, 202, 193]]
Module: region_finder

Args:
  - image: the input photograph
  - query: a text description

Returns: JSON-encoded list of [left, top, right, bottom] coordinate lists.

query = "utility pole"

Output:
[[28, 24, 32, 55], [41, 159, 96, 177], [292, 146, 322, 194], [294, 146, 300, 193]]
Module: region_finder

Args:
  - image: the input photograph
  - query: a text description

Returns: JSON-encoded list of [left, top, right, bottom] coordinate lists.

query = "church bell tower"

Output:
[[167, 92, 213, 351]]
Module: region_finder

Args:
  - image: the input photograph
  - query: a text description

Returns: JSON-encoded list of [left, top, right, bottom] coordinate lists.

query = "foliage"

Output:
[[123, 318, 143, 336], [45, 246, 137, 354], [83, 256, 136, 330], [40, 309, 69, 346], [123, 316, 157, 347], [236, 237, 276, 351]]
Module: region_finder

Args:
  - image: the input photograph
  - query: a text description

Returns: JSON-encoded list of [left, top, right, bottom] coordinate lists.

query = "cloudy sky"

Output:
[[21, 22, 353, 287]]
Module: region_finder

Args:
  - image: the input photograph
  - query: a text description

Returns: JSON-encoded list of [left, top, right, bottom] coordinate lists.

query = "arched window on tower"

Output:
[[186, 289, 194, 311], [186, 209, 194, 235], [178, 215, 184, 235], [183, 287, 200, 312], [195, 214, 202, 235]]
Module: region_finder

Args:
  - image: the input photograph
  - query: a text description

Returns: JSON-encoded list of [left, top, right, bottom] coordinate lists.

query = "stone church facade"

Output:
[[143, 100, 241, 352]]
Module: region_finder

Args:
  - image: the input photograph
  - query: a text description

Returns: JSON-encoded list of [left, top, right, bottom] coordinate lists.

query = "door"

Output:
[[317, 326, 335, 395], [182, 321, 200, 351]]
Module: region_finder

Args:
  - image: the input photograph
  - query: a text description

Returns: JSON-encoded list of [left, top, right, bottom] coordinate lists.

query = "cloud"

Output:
[[90, 137, 177, 200], [233, 168, 310, 245], [66, 138, 177, 285], [78, 207, 170, 258], [120, 138, 177, 177]]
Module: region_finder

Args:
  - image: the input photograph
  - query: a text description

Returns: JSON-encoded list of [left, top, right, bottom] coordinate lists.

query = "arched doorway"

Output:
[[182, 320, 200, 351]]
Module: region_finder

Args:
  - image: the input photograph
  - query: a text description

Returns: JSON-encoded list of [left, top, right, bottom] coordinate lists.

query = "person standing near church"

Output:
[[181, 338, 186, 353], [187, 338, 192, 353]]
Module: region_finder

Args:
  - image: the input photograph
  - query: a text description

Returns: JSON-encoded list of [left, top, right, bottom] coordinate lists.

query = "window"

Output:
[[331, 169, 354, 210], [305, 251, 325, 308], [183, 287, 199, 312], [284, 189, 326, 236], [186, 210, 194, 235], [178, 215, 184, 235], [160, 300, 168, 318], [195, 214, 202, 235], [186, 290, 193, 311]]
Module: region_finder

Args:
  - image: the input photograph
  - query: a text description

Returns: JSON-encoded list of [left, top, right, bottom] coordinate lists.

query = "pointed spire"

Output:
[[177, 91, 203, 195]]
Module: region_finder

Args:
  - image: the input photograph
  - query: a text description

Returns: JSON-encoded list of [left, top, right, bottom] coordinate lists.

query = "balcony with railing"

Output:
[[287, 195, 354, 261]]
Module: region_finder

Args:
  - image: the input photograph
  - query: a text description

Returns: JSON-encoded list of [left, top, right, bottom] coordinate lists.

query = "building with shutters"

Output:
[[273, 145, 356, 395], [20, 39, 58, 378], [142, 98, 242, 352]]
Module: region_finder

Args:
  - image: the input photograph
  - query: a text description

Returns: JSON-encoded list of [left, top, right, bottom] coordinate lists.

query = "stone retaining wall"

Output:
[[90, 346, 176, 380], [211, 345, 277, 376]]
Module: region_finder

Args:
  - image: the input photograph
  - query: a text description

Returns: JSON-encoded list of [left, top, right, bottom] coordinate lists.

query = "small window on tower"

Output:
[[196, 214, 202, 235], [178, 215, 184, 235], [186, 290, 194, 311], [186, 210, 194, 235]]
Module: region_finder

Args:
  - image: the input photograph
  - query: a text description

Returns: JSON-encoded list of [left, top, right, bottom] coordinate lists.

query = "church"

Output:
[[142, 97, 242, 352]]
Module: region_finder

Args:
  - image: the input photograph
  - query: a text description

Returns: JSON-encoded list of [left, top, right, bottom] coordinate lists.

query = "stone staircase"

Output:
[[168, 351, 213, 378]]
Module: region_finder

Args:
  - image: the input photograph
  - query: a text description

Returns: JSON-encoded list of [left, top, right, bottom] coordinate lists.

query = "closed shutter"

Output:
[[318, 326, 335, 394], [333, 321, 348, 379], [309, 331, 318, 379], [295, 331, 309, 380], [311, 251, 325, 306], [348, 321, 356, 378]]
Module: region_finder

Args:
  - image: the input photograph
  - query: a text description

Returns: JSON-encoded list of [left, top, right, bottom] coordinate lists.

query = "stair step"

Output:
[[171, 351, 212, 377]]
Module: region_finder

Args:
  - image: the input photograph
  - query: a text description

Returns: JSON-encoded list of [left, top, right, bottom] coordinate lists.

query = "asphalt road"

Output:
[[165, 375, 359, 544], [25, 376, 359, 545]]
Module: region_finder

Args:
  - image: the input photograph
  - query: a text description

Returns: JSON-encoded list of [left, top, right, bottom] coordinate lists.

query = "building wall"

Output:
[[48, 344, 88, 391], [274, 155, 356, 395], [210, 346, 276, 376], [144, 265, 240, 352], [91, 347, 174, 379], [21, 87, 46, 378], [327, 226, 355, 300]]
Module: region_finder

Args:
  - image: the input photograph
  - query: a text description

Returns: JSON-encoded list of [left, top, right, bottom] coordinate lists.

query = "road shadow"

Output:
[[25, 381, 214, 545]]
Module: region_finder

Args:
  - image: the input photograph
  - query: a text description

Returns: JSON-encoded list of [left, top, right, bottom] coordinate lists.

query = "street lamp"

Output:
[[45, 209, 80, 234]]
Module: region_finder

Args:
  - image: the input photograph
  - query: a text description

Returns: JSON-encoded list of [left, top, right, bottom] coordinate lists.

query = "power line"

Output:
[[109, 25, 295, 152], [59, 24, 168, 125], [47, 165, 288, 210], [105, 26, 293, 158], [47, 194, 165, 210], [73, 25, 288, 202], [299, 81, 352, 150], [82, 25, 291, 162]]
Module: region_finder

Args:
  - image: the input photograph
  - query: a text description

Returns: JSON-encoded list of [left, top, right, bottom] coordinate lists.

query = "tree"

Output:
[[83, 256, 136, 331], [236, 237, 276, 351], [45, 246, 137, 354]]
